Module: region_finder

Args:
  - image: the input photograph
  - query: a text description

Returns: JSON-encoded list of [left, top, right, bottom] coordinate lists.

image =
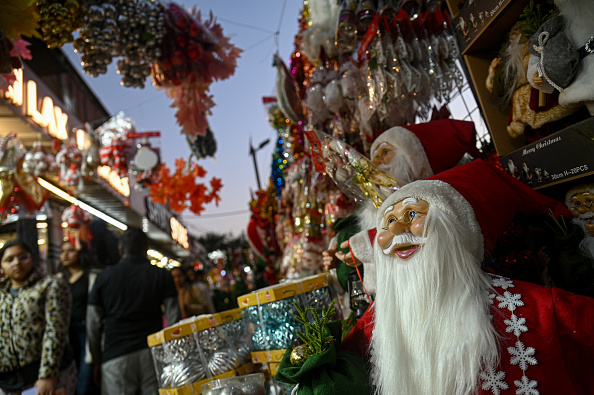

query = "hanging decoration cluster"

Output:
[[0, 0, 241, 141], [149, 157, 222, 215]]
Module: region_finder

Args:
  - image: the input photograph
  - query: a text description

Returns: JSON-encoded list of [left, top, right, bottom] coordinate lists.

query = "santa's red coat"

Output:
[[341, 274, 594, 394]]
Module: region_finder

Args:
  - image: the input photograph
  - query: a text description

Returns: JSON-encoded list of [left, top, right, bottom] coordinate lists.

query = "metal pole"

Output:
[[250, 142, 262, 190]]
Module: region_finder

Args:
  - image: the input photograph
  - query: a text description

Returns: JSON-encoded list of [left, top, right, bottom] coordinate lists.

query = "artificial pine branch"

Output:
[[292, 299, 337, 357], [518, 0, 557, 40]]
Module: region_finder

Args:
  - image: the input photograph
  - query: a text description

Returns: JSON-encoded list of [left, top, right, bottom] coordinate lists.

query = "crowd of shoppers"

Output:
[[0, 227, 214, 395]]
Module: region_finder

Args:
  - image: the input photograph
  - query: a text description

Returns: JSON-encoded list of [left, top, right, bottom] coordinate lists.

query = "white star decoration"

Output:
[[508, 341, 538, 371], [480, 367, 509, 395], [514, 375, 539, 395], [496, 291, 524, 312], [504, 315, 528, 337]]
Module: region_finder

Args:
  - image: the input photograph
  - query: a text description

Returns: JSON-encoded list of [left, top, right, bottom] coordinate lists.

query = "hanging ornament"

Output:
[[61, 203, 92, 229], [186, 127, 217, 160], [133, 145, 159, 171], [36, 0, 84, 48], [74, 0, 165, 86], [22, 141, 57, 177], [96, 112, 135, 177]]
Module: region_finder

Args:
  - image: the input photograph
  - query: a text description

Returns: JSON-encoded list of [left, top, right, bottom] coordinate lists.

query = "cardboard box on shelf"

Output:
[[452, 0, 531, 55], [447, 0, 593, 161], [501, 117, 594, 189]]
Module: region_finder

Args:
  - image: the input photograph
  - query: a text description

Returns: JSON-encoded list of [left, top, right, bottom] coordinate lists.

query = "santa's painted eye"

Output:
[[382, 216, 397, 230], [403, 209, 419, 223]]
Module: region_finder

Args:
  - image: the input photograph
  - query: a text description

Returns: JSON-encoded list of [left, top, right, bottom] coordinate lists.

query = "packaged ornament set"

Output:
[[237, 273, 338, 361], [147, 308, 255, 394]]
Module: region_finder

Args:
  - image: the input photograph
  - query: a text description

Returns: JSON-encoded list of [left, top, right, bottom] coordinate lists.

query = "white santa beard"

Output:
[[572, 217, 594, 260], [376, 153, 424, 186], [370, 208, 498, 395]]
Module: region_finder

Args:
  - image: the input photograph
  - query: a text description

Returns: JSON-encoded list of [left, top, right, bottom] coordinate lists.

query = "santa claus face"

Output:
[[376, 197, 429, 259], [371, 142, 396, 166], [568, 192, 594, 218]]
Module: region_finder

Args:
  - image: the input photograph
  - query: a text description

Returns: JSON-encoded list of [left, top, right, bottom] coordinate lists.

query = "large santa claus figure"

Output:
[[325, 119, 480, 293], [342, 159, 594, 394]]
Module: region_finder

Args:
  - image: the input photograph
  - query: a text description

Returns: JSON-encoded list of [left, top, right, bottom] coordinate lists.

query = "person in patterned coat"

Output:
[[0, 240, 76, 395], [341, 159, 594, 395]]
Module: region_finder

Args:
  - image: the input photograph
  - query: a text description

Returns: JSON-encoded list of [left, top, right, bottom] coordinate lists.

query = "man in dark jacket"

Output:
[[87, 228, 181, 394]]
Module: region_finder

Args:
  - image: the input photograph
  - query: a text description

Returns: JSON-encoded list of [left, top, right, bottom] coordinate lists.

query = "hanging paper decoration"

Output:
[[149, 157, 222, 215], [152, 5, 242, 137]]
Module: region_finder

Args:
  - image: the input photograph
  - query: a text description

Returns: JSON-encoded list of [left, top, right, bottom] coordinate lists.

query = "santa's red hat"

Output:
[[370, 119, 481, 178], [376, 159, 571, 258]]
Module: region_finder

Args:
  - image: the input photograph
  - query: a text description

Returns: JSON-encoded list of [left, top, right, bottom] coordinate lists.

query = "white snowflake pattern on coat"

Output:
[[480, 366, 509, 395], [514, 375, 539, 395], [504, 315, 528, 337], [496, 291, 524, 312], [508, 341, 537, 371], [483, 275, 540, 394]]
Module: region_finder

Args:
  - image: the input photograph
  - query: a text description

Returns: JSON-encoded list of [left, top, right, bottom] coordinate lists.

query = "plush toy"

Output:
[[527, 1, 594, 115], [486, 23, 582, 139]]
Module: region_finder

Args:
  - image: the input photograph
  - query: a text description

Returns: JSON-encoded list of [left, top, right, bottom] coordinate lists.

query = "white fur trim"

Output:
[[370, 126, 434, 177], [376, 180, 484, 259], [349, 229, 375, 266], [362, 260, 376, 296], [356, 203, 379, 230]]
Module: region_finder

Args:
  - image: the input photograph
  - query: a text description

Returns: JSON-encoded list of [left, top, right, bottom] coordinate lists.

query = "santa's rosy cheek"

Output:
[[376, 230, 394, 250], [409, 217, 428, 236]]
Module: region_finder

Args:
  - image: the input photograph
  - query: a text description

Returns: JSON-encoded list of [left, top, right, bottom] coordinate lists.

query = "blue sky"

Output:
[[63, 0, 303, 238]]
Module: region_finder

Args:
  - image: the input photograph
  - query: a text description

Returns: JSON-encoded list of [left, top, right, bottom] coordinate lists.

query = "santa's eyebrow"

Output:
[[383, 205, 394, 217], [401, 197, 418, 206]]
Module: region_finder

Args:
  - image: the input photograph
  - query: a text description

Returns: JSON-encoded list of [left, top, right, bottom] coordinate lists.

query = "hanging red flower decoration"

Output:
[[152, 4, 242, 138], [149, 157, 222, 215]]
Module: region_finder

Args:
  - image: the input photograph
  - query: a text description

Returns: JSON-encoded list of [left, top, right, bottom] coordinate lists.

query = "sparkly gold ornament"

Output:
[[290, 344, 309, 365]]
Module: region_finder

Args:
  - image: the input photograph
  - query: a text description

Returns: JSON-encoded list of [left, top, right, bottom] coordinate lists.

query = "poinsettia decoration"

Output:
[[149, 157, 222, 214]]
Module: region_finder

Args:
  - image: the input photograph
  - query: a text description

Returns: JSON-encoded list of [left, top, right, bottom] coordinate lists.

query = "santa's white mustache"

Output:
[[382, 232, 427, 255], [577, 211, 594, 221]]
